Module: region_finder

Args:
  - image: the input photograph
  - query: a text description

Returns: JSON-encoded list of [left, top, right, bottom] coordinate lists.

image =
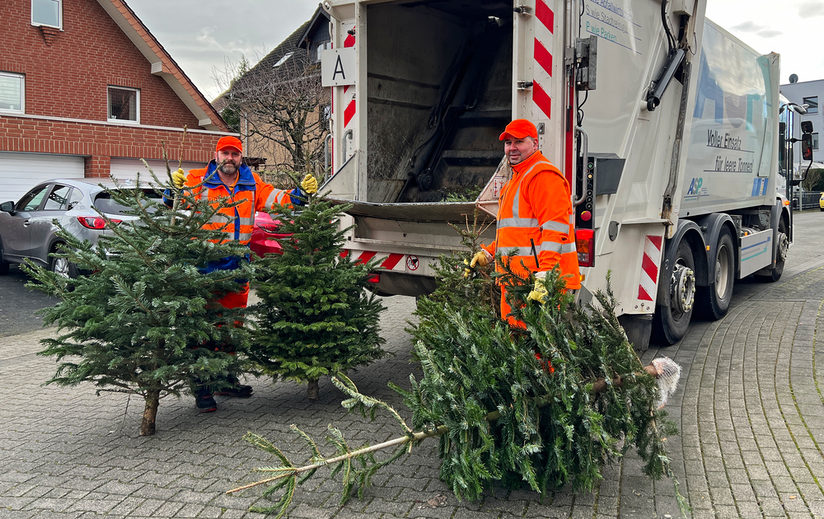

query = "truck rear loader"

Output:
[[318, 0, 813, 348]]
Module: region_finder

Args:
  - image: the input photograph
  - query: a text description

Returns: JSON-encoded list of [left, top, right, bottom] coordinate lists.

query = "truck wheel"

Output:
[[759, 217, 788, 282], [698, 229, 734, 320], [653, 239, 696, 345]]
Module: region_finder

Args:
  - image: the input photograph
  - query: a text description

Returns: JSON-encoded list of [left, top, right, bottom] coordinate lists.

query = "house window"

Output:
[[315, 41, 332, 63], [108, 86, 139, 123], [32, 0, 62, 29], [803, 96, 818, 114], [0, 72, 24, 113], [274, 52, 295, 68]]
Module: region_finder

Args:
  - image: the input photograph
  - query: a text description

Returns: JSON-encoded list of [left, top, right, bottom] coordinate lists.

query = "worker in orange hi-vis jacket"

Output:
[[165, 135, 318, 412], [470, 119, 581, 329]]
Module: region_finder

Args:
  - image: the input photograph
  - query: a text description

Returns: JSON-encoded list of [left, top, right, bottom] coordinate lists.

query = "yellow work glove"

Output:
[[171, 168, 186, 189], [470, 249, 492, 268], [464, 250, 493, 277], [527, 271, 548, 304], [300, 174, 318, 194]]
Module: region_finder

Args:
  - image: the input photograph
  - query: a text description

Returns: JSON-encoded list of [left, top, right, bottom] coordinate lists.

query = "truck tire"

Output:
[[759, 216, 788, 282], [698, 229, 734, 320], [653, 239, 696, 345]]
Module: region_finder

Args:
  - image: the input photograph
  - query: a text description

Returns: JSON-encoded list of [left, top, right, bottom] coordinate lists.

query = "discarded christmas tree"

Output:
[[249, 191, 386, 400], [407, 256, 679, 500], [230, 225, 684, 516], [26, 167, 253, 436]]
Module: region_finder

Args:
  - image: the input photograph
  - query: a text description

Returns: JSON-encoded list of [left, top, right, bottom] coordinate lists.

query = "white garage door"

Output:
[[0, 152, 84, 204], [110, 158, 203, 184]]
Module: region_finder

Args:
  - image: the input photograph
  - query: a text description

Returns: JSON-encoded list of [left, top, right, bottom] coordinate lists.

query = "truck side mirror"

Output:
[[801, 120, 813, 134], [802, 133, 813, 161], [779, 122, 786, 166]]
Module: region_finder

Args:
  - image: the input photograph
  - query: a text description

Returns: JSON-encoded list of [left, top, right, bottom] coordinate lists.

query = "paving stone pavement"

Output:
[[2, 265, 824, 518]]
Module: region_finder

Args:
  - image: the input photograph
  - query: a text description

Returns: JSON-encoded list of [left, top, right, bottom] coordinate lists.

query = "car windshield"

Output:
[[93, 189, 163, 215]]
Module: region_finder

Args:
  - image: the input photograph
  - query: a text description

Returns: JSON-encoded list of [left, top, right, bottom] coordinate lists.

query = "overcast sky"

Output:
[[706, 0, 824, 85], [125, 0, 823, 102], [125, 0, 319, 101]]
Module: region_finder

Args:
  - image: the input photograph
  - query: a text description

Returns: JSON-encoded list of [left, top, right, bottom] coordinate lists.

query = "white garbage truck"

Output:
[[318, 0, 814, 348]]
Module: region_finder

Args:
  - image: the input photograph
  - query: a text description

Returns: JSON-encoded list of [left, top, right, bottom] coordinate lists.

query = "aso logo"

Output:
[[686, 177, 703, 196]]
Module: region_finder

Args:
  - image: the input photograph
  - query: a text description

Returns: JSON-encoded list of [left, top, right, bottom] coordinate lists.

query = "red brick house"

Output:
[[0, 0, 233, 202]]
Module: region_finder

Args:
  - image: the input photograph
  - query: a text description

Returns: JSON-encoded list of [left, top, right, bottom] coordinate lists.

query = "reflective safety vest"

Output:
[[183, 161, 292, 247], [483, 151, 581, 325]]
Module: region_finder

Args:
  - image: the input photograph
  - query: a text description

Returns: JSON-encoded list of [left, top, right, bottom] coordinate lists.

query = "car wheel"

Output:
[[0, 240, 9, 275], [653, 238, 696, 345], [697, 229, 734, 320], [49, 244, 77, 278]]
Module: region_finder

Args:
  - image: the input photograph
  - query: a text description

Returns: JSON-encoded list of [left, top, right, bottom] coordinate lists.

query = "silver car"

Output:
[[0, 178, 160, 277]]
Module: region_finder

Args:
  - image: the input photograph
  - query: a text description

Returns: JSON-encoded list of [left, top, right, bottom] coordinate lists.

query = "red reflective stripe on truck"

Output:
[[641, 253, 657, 282], [344, 100, 357, 127], [565, 82, 574, 185], [342, 250, 410, 271], [535, 0, 554, 33], [532, 0, 554, 121], [532, 81, 552, 119], [534, 40, 553, 78], [638, 235, 663, 301], [380, 253, 404, 270], [356, 251, 377, 264], [343, 31, 355, 94], [638, 286, 653, 302]]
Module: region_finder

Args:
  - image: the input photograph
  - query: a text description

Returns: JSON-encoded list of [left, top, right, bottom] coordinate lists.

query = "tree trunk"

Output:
[[140, 389, 160, 436], [307, 379, 319, 400]]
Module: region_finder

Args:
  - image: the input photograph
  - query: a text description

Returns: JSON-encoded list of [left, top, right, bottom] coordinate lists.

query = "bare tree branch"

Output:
[[226, 49, 329, 176]]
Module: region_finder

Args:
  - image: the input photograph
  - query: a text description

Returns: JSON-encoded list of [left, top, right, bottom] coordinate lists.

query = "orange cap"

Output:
[[216, 136, 243, 153], [499, 119, 538, 141]]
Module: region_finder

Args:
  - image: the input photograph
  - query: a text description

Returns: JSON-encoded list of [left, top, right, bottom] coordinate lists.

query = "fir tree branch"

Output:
[[331, 374, 413, 435], [229, 365, 664, 494], [227, 423, 447, 495]]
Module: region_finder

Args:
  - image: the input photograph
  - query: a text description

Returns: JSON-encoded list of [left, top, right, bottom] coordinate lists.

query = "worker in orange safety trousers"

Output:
[[166, 135, 318, 412], [469, 119, 581, 329]]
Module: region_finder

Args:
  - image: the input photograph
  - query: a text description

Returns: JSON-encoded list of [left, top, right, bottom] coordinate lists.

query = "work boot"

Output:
[[214, 384, 253, 398], [194, 386, 217, 413], [214, 375, 253, 398]]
